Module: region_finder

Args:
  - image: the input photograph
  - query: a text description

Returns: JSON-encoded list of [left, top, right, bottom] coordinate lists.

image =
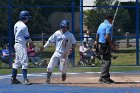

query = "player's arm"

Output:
[[43, 40, 51, 48], [68, 43, 76, 54], [64, 34, 76, 57], [106, 26, 112, 46], [27, 38, 33, 43], [40, 40, 50, 52], [95, 34, 99, 44], [25, 35, 34, 46], [72, 43, 76, 49], [63, 44, 76, 59], [23, 27, 34, 46], [71, 33, 77, 49], [106, 34, 112, 46], [40, 33, 56, 52], [2, 52, 9, 56]]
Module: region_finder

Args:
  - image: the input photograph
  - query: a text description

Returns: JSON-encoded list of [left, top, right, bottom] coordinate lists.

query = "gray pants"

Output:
[[99, 44, 111, 79], [100, 53, 111, 79]]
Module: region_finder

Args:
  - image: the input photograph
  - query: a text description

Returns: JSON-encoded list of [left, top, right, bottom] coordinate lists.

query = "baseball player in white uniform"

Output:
[[41, 20, 76, 84], [11, 11, 34, 85]]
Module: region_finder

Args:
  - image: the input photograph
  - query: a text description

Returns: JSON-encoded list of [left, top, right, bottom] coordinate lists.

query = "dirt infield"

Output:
[[30, 74, 140, 88]]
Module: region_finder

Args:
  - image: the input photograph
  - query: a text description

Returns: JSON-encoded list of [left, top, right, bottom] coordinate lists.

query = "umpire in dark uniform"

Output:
[[95, 15, 114, 84]]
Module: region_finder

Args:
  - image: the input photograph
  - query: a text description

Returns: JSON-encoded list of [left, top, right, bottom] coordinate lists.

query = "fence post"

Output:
[[41, 33, 45, 46], [125, 32, 129, 48], [80, 0, 83, 44], [8, 0, 12, 67], [71, 0, 75, 66], [136, 0, 139, 65]]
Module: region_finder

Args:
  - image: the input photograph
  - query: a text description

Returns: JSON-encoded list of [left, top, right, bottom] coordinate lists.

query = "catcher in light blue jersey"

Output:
[[11, 11, 34, 85], [41, 20, 76, 84]]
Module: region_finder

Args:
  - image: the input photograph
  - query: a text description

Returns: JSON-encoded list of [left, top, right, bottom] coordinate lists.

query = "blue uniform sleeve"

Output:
[[22, 27, 30, 40], [106, 25, 112, 35]]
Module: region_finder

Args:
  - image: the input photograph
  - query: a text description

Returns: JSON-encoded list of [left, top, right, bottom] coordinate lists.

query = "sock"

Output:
[[12, 68, 17, 79], [22, 69, 27, 80], [47, 72, 52, 80]]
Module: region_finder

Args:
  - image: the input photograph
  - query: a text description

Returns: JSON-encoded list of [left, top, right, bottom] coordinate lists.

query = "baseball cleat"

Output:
[[11, 78, 21, 84], [62, 74, 66, 81], [99, 78, 114, 84], [23, 79, 32, 85], [44, 79, 50, 84], [107, 78, 115, 83]]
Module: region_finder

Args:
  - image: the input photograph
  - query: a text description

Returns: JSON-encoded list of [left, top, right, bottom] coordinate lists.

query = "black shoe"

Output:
[[11, 78, 21, 84], [107, 78, 115, 83], [99, 78, 112, 84], [62, 74, 66, 81]]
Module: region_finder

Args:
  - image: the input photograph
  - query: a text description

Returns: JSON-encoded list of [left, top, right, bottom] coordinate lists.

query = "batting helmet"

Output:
[[60, 20, 69, 29], [19, 11, 32, 20]]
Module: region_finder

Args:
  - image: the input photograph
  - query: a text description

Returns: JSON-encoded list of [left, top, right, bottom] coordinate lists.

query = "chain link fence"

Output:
[[79, 0, 139, 66], [0, 0, 139, 67]]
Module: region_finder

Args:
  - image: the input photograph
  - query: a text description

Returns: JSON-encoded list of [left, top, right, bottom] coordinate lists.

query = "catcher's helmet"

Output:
[[19, 11, 32, 20], [60, 20, 69, 29]]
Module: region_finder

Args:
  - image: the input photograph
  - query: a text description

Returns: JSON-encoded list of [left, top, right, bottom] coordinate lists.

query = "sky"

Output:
[[83, 0, 136, 10]]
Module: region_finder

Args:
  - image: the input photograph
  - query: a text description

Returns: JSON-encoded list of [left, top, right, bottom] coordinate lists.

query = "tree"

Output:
[[84, 0, 131, 36], [0, 0, 80, 37]]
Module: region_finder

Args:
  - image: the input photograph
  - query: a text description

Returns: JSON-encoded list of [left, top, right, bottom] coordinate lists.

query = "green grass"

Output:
[[75, 45, 136, 66], [111, 47, 136, 65], [0, 43, 137, 66], [0, 66, 140, 74], [0, 43, 138, 75]]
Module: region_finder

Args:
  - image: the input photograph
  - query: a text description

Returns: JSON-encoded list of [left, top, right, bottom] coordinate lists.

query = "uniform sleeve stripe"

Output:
[[24, 36, 30, 40]]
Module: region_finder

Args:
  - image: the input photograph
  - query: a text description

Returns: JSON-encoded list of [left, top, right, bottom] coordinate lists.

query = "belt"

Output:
[[15, 42, 20, 43], [98, 42, 106, 45]]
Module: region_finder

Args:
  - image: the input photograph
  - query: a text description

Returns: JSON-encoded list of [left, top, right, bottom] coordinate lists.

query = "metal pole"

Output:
[[112, 1, 120, 26], [42, 33, 45, 46], [80, 0, 83, 44], [71, 0, 75, 66], [136, 0, 139, 65], [8, 0, 12, 67]]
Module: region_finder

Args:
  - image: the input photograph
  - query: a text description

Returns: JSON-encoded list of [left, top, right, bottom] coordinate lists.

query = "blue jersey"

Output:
[[96, 20, 112, 43], [2, 49, 9, 59]]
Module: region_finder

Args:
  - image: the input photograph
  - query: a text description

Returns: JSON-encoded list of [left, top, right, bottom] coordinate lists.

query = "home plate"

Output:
[[134, 81, 140, 82], [89, 78, 95, 79]]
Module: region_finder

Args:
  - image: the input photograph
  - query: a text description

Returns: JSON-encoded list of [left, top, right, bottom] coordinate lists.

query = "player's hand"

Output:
[[68, 48, 73, 55], [94, 41, 98, 46], [29, 42, 35, 47], [92, 49, 96, 52], [109, 42, 113, 46], [40, 46, 44, 53], [62, 51, 69, 59]]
